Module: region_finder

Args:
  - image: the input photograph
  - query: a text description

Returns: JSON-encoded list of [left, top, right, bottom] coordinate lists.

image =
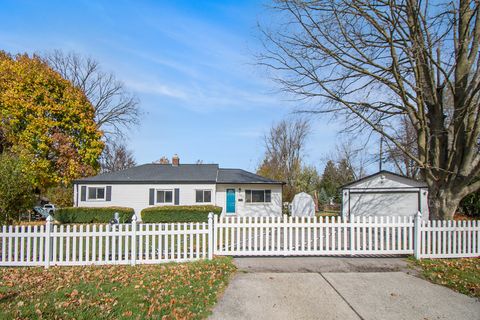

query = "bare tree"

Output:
[[100, 141, 136, 173], [257, 118, 310, 201], [259, 0, 480, 219], [44, 50, 140, 140], [384, 115, 420, 178], [329, 139, 370, 180], [153, 156, 170, 164]]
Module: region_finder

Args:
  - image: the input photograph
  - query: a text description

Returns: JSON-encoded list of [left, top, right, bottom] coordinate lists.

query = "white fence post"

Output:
[[283, 214, 288, 254], [208, 212, 214, 260], [414, 211, 422, 259], [212, 213, 218, 257], [131, 214, 137, 266], [349, 214, 355, 256], [44, 215, 53, 269]]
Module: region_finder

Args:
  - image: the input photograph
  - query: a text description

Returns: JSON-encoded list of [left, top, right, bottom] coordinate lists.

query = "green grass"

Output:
[[316, 211, 340, 217], [408, 257, 480, 298], [0, 257, 236, 319]]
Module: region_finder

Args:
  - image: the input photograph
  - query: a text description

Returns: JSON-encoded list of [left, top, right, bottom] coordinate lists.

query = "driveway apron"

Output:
[[210, 272, 359, 320], [210, 257, 480, 320]]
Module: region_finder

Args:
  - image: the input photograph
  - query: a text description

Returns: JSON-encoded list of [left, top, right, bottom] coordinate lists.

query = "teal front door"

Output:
[[226, 189, 236, 214]]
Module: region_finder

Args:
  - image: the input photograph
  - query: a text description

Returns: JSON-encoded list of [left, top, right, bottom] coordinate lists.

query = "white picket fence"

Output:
[[0, 215, 212, 267], [214, 215, 416, 256], [0, 213, 479, 267], [418, 219, 479, 258], [214, 214, 480, 259]]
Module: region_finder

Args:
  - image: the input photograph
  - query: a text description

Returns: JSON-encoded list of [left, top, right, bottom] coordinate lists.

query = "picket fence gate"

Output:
[[214, 214, 480, 259], [0, 213, 479, 268]]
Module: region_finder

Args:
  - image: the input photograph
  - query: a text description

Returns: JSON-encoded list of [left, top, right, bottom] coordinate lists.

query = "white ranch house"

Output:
[[341, 170, 429, 220], [73, 156, 283, 218]]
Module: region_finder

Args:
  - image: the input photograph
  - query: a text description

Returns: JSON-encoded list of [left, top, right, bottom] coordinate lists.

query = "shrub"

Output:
[[0, 153, 36, 224], [44, 185, 73, 207], [54, 207, 134, 224], [141, 205, 222, 223], [459, 191, 480, 218]]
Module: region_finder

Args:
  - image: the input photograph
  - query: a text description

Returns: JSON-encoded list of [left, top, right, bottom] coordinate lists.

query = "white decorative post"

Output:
[[283, 214, 288, 254], [131, 214, 138, 266], [45, 215, 53, 269], [414, 211, 422, 259], [208, 212, 214, 260]]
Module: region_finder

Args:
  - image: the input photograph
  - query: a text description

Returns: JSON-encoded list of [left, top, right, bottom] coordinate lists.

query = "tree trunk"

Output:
[[428, 188, 462, 220]]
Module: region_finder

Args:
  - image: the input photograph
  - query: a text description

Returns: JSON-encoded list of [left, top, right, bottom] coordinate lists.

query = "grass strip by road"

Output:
[[409, 257, 479, 298], [0, 257, 236, 319]]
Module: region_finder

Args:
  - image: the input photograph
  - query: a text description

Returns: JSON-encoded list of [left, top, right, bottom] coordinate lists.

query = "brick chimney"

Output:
[[172, 154, 180, 166]]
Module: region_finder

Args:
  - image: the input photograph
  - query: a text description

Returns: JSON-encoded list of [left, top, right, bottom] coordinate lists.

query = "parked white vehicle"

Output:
[[43, 203, 56, 214]]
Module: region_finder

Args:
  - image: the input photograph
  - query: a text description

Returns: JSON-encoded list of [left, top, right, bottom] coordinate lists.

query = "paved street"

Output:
[[210, 257, 480, 320]]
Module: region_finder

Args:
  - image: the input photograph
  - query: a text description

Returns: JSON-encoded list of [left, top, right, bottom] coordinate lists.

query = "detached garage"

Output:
[[341, 171, 429, 220]]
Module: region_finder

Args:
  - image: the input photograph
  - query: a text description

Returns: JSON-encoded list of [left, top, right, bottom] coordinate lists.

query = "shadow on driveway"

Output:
[[233, 256, 414, 273]]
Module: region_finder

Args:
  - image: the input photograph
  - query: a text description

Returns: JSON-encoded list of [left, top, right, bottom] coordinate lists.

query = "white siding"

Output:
[[349, 192, 419, 217], [75, 183, 283, 218], [215, 184, 283, 217], [76, 183, 216, 218]]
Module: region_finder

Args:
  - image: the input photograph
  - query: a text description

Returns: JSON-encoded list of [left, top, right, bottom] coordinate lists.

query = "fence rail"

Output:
[[0, 213, 478, 267]]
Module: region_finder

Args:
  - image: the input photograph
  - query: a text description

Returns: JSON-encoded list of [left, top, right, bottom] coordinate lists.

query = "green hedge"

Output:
[[141, 205, 222, 223], [54, 207, 134, 224]]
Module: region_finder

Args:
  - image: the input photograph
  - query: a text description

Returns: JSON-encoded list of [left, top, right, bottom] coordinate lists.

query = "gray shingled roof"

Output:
[[76, 164, 219, 183], [75, 164, 283, 184], [217, 168, 281, 184]]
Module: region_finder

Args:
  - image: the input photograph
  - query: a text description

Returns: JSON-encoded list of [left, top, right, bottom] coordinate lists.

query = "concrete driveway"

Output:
[[210, 257, 480, 320]]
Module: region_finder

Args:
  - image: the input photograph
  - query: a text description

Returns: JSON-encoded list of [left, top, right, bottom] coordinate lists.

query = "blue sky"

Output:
[[0, 0, 343, 172]]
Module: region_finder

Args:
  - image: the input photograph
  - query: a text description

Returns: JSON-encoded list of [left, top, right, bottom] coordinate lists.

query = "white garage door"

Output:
[[349, 192, 419, 217]]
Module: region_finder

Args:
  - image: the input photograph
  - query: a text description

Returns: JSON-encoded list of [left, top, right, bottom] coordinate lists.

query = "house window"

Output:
[[88, 187, 105, 200], [245, 190, 271, 203], [157, 190, 173, 203], [196, 190, 212, 203]]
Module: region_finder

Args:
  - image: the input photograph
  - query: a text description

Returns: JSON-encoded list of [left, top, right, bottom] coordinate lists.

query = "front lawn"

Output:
[[409, 257, 480, 298], [0, 257, 236, 319]]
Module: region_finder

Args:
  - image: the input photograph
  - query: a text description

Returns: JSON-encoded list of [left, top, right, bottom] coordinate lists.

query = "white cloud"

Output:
[[125, 80, 188, 100]]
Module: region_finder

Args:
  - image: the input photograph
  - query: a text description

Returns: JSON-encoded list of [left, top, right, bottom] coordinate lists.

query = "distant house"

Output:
[[73, 155, 283, 218], [341, 170, 429, 220]]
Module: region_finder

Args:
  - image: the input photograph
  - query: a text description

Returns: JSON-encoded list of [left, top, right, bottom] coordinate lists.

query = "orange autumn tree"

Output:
[[0, 52, 104, 190]]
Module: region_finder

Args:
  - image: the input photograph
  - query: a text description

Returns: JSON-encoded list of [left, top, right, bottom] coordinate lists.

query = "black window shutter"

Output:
[[81, 186, 87, 201], [106, 186, 112, 201], [174, 188, 180, 205], [149, 188, 155, 205]]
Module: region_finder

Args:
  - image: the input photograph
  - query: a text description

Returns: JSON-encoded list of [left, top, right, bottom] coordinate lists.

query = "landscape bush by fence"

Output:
[[0, 213, 478, 268], [141, 205, 222, 223], [54, 207, 134, 224]]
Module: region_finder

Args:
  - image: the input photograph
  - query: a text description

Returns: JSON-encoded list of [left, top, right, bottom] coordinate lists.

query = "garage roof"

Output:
[[342, 170, 428, 189]]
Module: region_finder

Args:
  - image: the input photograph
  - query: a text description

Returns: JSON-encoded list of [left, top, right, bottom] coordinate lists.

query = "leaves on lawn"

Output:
[[0, 257, 236, 319], [413, 257, 480, 298]]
